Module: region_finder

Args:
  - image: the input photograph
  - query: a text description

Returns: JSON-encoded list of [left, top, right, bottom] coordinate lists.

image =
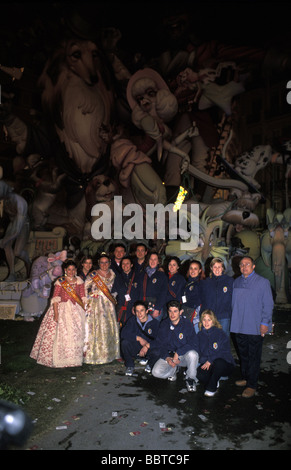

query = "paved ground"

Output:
[[24, 308, 291, 455]]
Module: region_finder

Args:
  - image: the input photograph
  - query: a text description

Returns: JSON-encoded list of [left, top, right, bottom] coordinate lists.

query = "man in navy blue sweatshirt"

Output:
[[111, 256, 140, 327], [120, 300, 160, 376], [151, 300, 199, 392]]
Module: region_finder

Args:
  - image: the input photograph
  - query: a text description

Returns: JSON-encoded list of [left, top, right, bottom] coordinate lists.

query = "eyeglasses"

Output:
[[239, 263, 251, 268]]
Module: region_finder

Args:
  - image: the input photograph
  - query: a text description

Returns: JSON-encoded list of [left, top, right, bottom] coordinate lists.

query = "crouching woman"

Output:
[[197, 310, 235, 396]]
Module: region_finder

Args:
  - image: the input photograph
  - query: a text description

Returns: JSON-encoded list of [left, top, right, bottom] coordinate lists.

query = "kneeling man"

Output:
[[121, 300, 160, 376], [151, 300, 199, 392]]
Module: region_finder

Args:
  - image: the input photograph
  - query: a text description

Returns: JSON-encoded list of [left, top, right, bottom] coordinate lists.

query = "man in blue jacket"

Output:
[[111, 256, 140, 327], [132, 242, 148, 278], [120, 300, 160, 376], [231, 256, 274, 398], [151, 300, 199, 392], [140, 252, 168, 321]]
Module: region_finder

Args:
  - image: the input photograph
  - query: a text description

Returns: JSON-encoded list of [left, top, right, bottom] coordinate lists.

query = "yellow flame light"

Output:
[[173, 186, 188, 212]]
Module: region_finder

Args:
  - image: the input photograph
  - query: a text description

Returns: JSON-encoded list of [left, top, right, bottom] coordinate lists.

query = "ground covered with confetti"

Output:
[[0, 308, 290, 451]]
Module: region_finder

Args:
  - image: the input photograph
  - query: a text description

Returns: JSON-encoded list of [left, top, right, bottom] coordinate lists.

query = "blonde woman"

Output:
[[200, 258, 233, 336], [196, 310, 235, 396]]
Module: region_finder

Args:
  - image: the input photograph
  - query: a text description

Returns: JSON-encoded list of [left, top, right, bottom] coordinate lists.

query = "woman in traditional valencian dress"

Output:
[[30, 260, 86, 367], [84, 253, 120, 364]]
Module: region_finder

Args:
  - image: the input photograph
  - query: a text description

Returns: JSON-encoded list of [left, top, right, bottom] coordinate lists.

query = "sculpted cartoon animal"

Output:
[[20, 250, 67, 319], [233, 144, 272, 188], [0, 35, 115, 236], [185, 133, 267, 198], [258, 208, 291, 304], [165, 207, 229, 267], [222, 191, 262, 228], [39, 38, 114, 172], [188, 142, 271, 229]]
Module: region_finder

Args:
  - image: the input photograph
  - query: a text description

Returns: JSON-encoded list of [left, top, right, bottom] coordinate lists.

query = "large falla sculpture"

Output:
[[0, 9, 290, 312]]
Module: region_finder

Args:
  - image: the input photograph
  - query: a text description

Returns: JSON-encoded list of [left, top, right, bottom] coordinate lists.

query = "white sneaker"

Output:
[[186, 379, 196, 392], [168, 374, 177, 382], [139, 358, 148, 366], [125, 367, 134, 376], [144, 364, 151, 373], [204, 389, 217, 397], [204, 381, 219, 396], [168, 365, 179, 381]]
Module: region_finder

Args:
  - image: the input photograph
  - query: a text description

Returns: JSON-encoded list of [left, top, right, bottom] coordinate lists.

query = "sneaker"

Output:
[[168, 365, 179, 381], [186, 379, 196, 392], [204, 389, 217, 397], [139, 358, 148, 366], [125, 367, 134, 376], [144, 364, 151, 373], [168, 374, 177, 382]]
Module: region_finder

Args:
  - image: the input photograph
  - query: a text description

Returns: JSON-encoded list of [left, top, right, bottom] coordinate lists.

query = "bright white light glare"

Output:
[[4, 410, 25, 435], [5, 414, 14, 424]]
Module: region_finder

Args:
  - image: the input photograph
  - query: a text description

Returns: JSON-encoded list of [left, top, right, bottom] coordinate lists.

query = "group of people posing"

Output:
[[30, 242, 274, 399]]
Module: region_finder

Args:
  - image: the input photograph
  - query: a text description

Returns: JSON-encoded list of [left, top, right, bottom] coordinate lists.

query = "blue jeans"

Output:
[[121, 339, 157, 368], [219, 318, 231, 336]]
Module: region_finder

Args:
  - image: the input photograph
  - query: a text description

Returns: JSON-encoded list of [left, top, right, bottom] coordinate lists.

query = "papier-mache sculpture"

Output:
[[20, 250, 67, 320]]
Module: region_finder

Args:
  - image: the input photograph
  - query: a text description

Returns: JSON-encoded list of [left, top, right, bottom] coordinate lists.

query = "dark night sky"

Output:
[[1, 1, 290, 61], [0, 1, 290, 98]]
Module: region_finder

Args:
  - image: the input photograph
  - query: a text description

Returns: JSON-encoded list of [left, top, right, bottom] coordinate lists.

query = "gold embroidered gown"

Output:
[[30, 277, 86, 368], [84, 269, 120, 364]]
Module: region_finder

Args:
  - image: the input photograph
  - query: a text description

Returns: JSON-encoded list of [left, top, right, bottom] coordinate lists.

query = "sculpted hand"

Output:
[[180, 153, 190, 174], [187, 122, 199, 138]]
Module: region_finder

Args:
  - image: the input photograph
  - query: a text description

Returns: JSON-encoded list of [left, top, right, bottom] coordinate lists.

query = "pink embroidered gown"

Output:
[[30, 276, 86, 367]]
